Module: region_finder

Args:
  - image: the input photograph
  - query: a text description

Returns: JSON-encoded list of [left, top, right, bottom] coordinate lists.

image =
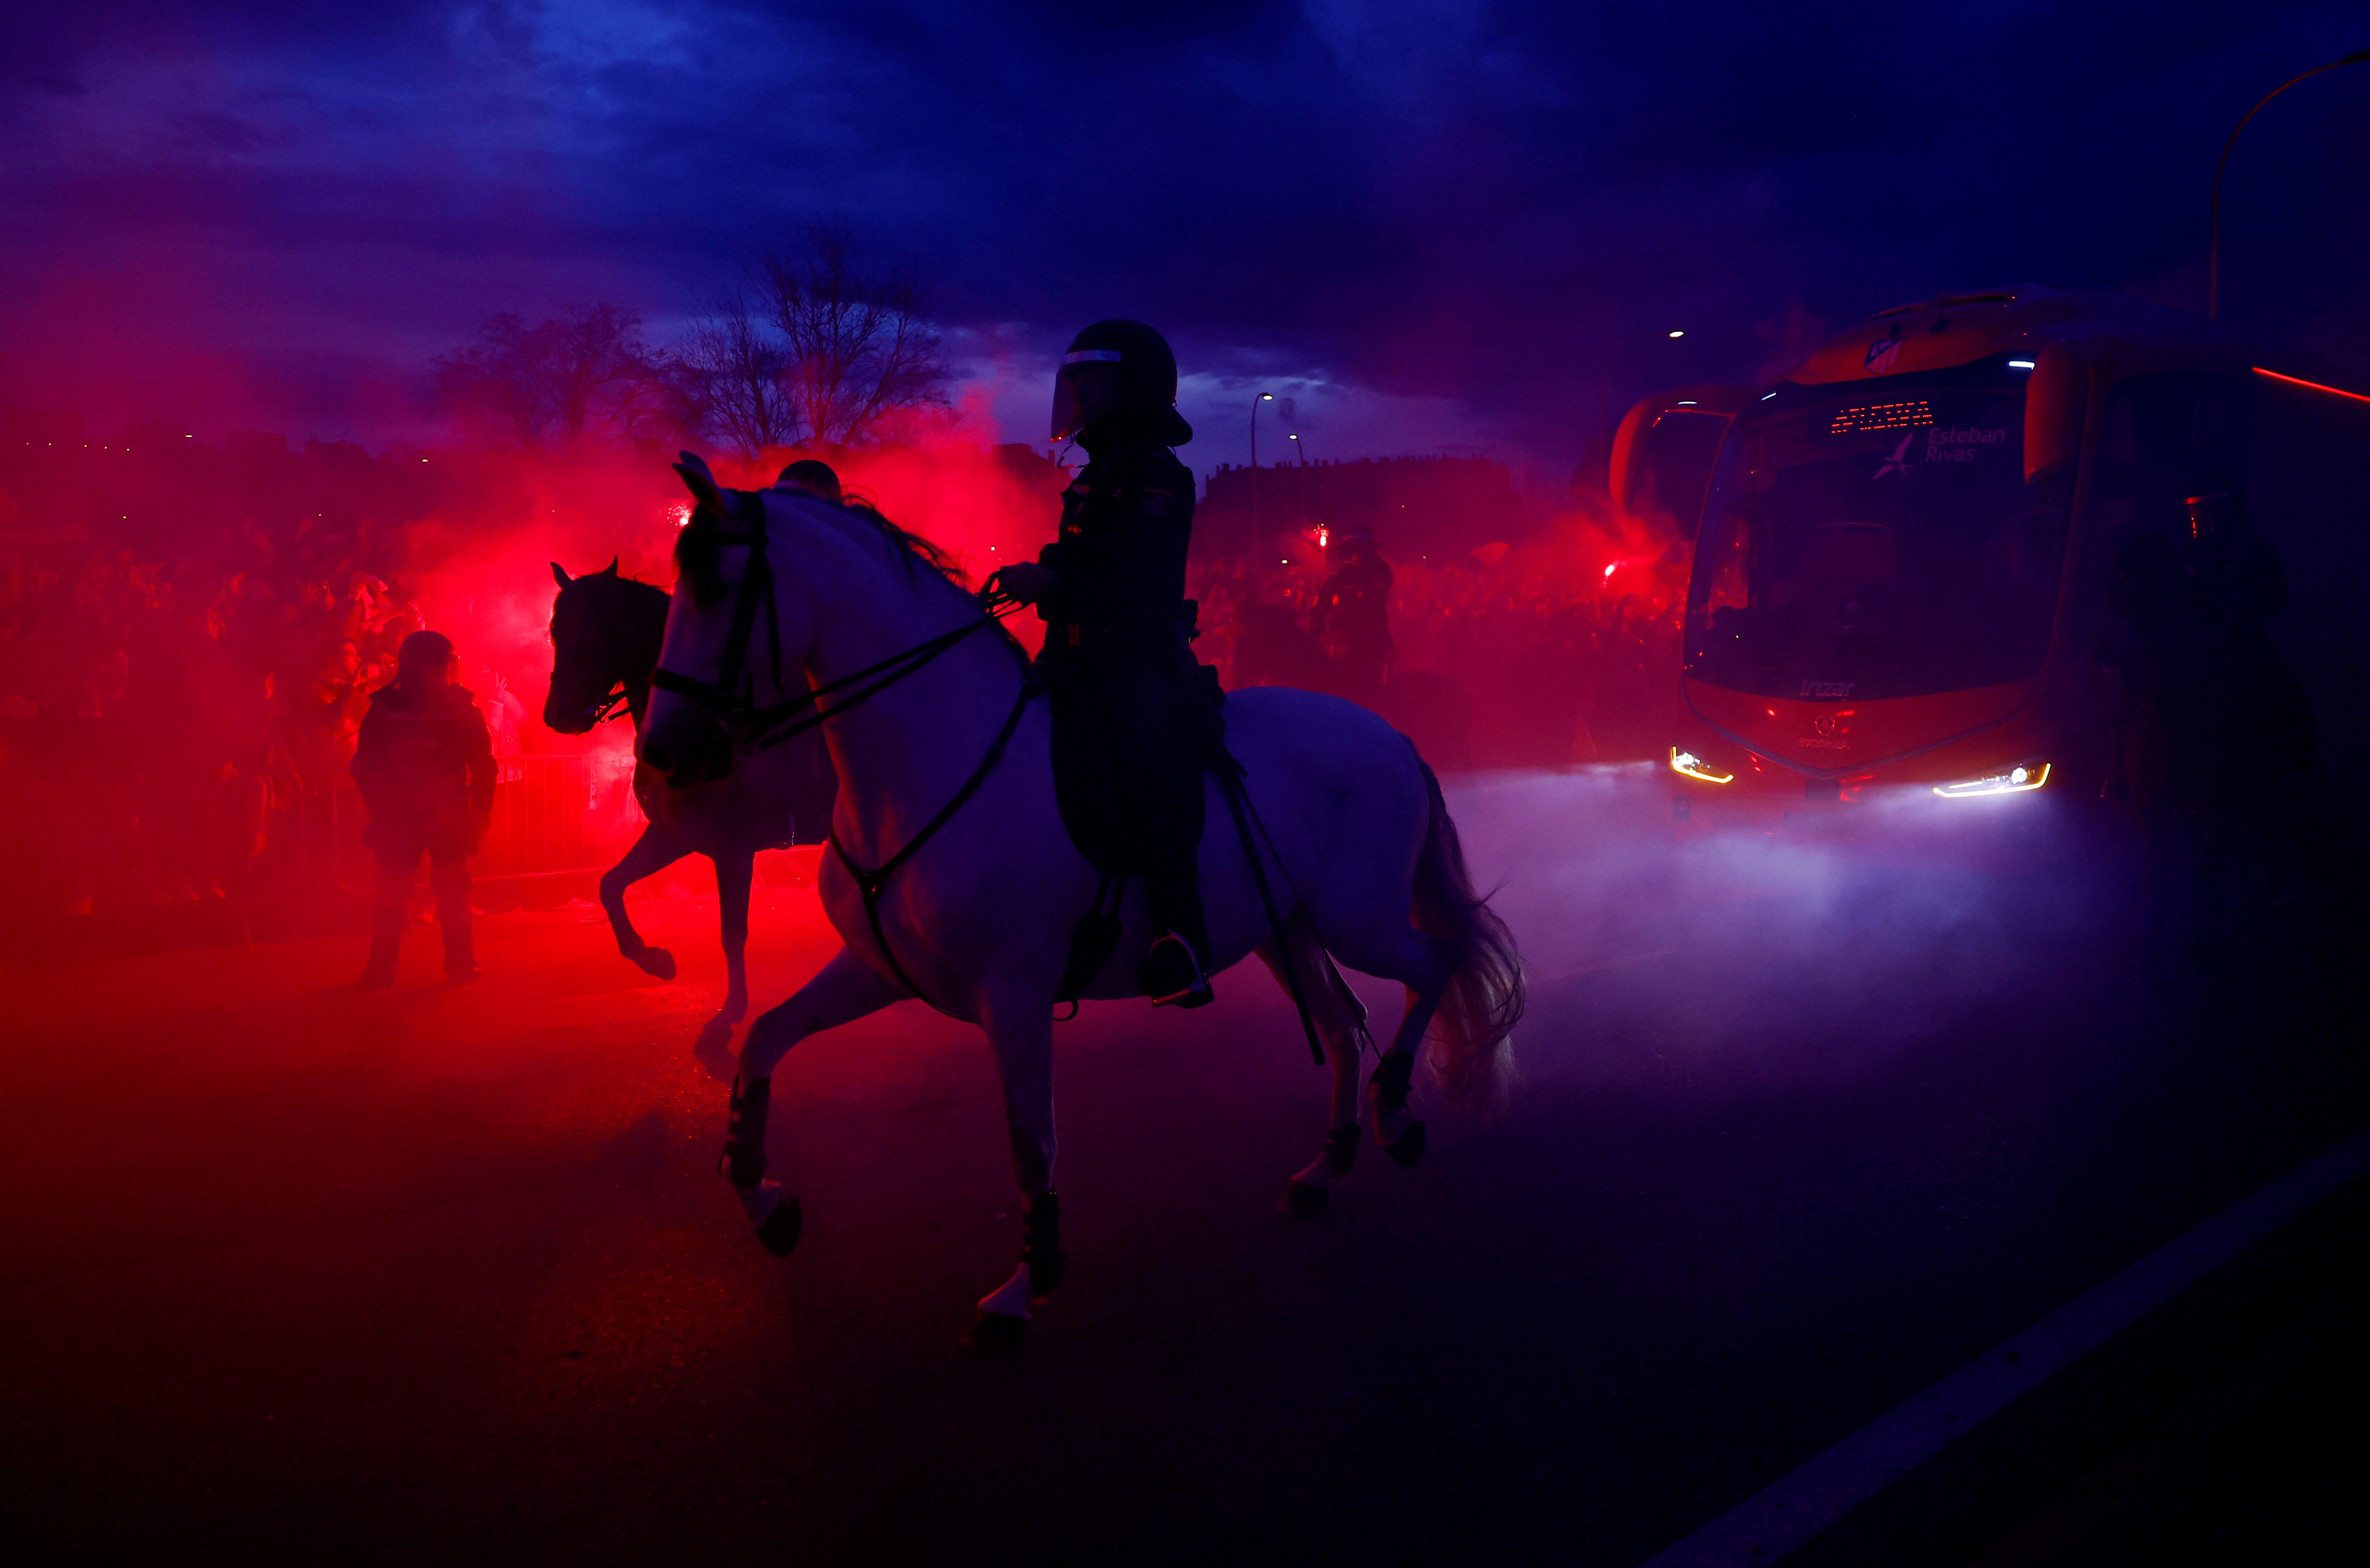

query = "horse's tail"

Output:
[[1409, 753, 1524, 1116]]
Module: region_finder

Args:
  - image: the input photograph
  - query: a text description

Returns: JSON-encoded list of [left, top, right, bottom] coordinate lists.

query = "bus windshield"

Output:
[[1686, 365, 2069, 701]]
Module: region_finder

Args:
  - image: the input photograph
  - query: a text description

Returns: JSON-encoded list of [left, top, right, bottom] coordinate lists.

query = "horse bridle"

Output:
[[649, 491, 787, 743], [648, 486, 1021, 756], [647, 482, 1040, 1016]]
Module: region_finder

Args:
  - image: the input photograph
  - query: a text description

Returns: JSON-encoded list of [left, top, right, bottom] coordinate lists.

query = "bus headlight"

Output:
[[1670, 748, 1735, 785], [1932, 761, 2049, 798]]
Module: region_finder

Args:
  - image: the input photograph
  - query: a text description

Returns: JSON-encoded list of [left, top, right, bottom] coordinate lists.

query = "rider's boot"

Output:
[[1139, 930, 1215, 1009]]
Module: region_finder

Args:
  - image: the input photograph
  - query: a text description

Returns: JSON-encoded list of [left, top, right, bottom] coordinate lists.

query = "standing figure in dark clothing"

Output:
[[993, 320, 1220, 1008], [1312, 531, 1395, 710], [353, 630, 497, 987], [2108, 481, 2306, 824]]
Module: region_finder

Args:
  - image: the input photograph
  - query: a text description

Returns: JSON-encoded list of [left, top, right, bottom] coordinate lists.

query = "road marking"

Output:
[[1639, 1128, 2370, 1567]]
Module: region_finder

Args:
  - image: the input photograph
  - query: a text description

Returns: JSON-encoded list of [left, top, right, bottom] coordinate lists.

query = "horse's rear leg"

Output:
[[966, 990, 1060, 1351], [1261, 928, 1370, 1214], [1329, 926, 1458, 1168], [720, 946, 907, 1255], [695, 849, 755, 1068], [600, 824, 689, 980]]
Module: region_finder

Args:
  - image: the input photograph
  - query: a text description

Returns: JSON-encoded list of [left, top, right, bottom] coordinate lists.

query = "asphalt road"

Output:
[[3, 768, 2362, 1565]]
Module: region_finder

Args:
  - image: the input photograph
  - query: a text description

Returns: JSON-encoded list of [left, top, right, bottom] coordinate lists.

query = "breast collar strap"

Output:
[[832, 674, 1041, 1016]]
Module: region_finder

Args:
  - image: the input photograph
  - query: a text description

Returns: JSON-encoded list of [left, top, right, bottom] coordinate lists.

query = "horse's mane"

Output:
[[674, 489, 1026, 667]]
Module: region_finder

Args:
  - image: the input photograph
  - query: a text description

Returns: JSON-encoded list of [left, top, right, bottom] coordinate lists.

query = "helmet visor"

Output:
[[1050, 349, 1124, 441]]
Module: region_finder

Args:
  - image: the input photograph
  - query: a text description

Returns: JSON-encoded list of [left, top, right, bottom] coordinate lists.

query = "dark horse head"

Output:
[[544, 559, 670, 735]]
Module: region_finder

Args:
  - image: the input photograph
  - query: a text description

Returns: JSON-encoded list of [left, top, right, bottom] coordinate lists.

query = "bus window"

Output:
[[1687, 359, 2071, 700], [1625, 408, 1732, 531]]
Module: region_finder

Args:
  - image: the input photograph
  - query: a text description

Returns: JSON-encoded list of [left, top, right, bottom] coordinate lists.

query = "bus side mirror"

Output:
[[2024, 348, 2082, 482]]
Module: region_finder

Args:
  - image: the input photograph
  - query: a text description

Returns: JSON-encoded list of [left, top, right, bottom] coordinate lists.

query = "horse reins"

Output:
[[650, 491, 1020, 756], [646, 485, 1038, 1016]]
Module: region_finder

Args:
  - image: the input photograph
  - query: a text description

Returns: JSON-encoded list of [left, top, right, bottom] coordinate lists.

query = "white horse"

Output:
[[638, 458, 1522, 1344]]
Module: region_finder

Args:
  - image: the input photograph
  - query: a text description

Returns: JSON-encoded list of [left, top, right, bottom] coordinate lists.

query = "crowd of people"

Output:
[[0, 425, 1692, 954], [0, 438, 446, 946], [1194, 528, 1689, 773]]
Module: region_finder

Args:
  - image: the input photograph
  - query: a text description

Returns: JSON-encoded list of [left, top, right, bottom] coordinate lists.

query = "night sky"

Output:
[[3, 2, 2365, 471]]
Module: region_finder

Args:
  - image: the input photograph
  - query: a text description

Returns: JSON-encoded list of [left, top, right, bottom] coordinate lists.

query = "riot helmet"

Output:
[[777, 459, 843, 503], [1050, 319, 1194, 446], [2185, 482, 2246, 540]]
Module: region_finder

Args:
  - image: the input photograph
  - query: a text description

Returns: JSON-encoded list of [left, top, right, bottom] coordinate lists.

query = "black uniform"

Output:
[[2107, 492, 2306, 821], [1313, 545, 1396, 709], [1036, 405, 1219, 974]]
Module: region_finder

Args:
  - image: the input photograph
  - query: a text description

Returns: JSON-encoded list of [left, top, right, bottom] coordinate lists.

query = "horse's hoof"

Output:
[[636, 946, 677, 981], [1280, 1179, 1330, 1216], [693, 1028, 737, 1085], [962, 1309, 1028, 1355], [1382, 1117, 1427, 1170], [753, 1194, 803, 1257]]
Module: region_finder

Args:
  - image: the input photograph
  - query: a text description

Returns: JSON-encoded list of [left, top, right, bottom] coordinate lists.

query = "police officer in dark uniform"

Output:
[[1312, 530, 1396, 709], [994, 320, 1218, 1007], [2109, 480, 2303, 822]]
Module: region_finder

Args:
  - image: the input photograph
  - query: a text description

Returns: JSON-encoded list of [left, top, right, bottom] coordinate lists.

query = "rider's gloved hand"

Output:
[[991, 562, 1056, 606]]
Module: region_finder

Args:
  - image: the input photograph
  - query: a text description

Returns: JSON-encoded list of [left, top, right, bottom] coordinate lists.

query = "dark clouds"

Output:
[[2, 2, 2365, 462]]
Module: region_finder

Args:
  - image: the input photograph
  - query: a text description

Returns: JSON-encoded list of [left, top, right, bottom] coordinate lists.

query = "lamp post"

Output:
[[1249, 391, 1276, 533], [2209, 49, 2368, 319]]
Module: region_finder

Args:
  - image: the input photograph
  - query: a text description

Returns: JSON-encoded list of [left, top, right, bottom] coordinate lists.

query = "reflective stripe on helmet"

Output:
[[1063, 350, 1125, 364]]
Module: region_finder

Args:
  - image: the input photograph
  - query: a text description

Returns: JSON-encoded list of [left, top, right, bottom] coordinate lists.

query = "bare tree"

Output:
[[543, 303, 670, 443], [432, 303, 672, 449], [431, 312, 547, 448], [678, 290, 799, 460], [757, 223, 950, 447]]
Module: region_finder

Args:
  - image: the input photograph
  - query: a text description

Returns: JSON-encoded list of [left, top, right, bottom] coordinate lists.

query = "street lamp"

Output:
[[1288, 432, 1313, 529], [1250, 391, 1276, 532], [2209, 49, 2369, 319]]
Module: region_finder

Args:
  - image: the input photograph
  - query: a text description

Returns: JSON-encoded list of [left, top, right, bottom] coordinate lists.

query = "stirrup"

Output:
[[1141, 930, 1215, 1009]]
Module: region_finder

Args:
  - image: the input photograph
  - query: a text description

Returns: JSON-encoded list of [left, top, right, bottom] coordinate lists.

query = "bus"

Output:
[[1663, 286, 2370, 819]]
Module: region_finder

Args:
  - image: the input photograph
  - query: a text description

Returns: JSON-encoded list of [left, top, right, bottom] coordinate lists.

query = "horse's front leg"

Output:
[[696, 849, 755, 1065], [966, 990, 1060, 1351], [600, 823, 689, 980], [720, 945, 907, 1255]]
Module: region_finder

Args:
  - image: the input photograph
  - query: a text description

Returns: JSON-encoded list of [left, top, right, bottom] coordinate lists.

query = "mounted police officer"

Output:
[[994, 320, 1219, 1008]]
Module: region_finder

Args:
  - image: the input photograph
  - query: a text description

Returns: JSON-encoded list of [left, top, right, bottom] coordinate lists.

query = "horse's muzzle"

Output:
[[542, 697, 597, 736]]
